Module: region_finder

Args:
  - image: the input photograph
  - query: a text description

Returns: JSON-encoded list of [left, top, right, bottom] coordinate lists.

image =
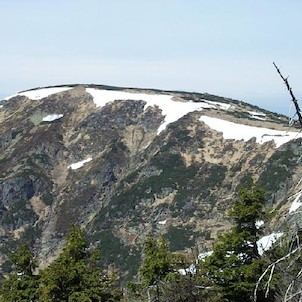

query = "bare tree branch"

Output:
[[273, 62, 302, 128], [254, 246, 300, 302]]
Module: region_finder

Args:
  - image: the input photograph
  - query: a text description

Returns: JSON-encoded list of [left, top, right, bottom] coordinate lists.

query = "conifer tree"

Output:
[[0, 244, 39, 301], [203, 186, 273, 302], [128, 233, 174, 302], [39, 225, 121, 301]]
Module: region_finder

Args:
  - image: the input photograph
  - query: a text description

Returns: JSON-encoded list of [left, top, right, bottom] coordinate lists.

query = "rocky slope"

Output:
[[1, 84, 302, 278]]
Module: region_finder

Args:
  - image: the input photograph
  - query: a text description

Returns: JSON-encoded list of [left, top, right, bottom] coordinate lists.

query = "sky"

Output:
[[1, 0, 302, 115]]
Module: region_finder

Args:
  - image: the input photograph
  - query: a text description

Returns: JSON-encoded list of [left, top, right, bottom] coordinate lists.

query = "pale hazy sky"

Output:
[[1, 0, 302, 114]]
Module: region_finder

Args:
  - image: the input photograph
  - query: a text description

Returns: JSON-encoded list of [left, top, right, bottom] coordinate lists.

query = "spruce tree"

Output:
[[39, 225, 121, 301], [203, 186, 273, 302], [128, 233, 174, 302], [0, 244, 39, 301]]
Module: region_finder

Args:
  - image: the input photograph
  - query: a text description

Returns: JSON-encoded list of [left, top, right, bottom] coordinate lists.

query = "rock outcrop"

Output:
[[1, 84, 301, 278]]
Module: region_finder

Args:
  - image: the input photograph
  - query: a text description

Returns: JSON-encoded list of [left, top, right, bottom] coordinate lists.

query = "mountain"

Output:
[[1, 84, 302, 279]]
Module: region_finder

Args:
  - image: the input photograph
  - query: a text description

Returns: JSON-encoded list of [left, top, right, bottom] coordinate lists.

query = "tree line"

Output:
[[0, 185, 300, 301]]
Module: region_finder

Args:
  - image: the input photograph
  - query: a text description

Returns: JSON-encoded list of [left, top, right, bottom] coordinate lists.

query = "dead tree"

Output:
[[254, 65, 302, 302], [254, 229, 302, 302], [273, 62, 302, 129]]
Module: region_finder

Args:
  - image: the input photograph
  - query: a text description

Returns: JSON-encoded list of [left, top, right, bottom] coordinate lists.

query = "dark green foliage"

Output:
[[229, 187, 267, 235], [0, 273, 39, 302], [127, 234, 212, 302], [39, 225, 121, 301], [165, 226, 195, 251], [258, 149, 297, 192], [88, 230, 140, 279], [101, 152, 198, 221], [0, 226, 121, 302], [0, 244, 39, 301], [236, 172, 254, 190], [127, 233, 175, 301], [9, 244, 37, 276], [1, 199, 38, 229], [203, 186, 273, 302], [159, 274, 212, 302], [140, 233, 174, 286], [11, 129, 22, 140]]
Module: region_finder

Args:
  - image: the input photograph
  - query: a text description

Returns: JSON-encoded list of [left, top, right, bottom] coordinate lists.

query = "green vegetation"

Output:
[[127, 233, 175, 301], [165, 226, 195, 251], [1, 199, 37, 228], [126, 186, 276, 302], [202, 186, 274, 302], [88, 230, 140, 279], [0, 226, 121, 302], [97, 152, 198, 223], [0, 244, 39, 301], [258, 149, 297, 192], [0, 186, 285, 302]]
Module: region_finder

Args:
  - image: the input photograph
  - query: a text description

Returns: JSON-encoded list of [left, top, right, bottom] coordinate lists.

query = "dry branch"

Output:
[[273, 62, 302, 128]]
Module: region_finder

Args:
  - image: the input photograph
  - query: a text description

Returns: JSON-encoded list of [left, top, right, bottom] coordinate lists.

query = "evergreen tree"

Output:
[[203, 186, 273, 302], [140, 233, 174, 287], [0, 244, 39, 301], [9, 243, 37, 276], [128, 233, 174, 302], [39, 225, 121, 301]]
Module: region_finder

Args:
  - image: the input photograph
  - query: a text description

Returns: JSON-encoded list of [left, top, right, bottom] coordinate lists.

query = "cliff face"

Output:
[[1, 84, 301, 277]]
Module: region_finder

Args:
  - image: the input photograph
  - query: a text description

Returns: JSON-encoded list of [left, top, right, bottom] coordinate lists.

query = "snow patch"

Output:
[[158, 220, 167, 225], [4, 87, 72, 100], [198, 251, 213, 260], [249, 115, 266, 121], [248, 111, 266, 117], [248, 111, 266, 121], [199, 115, 302, 148], [255, 220, 264, 229], [178, 264, 197, 275], [257, 233, 283, 255], [69, 158, 92, 170], [86, 88, 210, 134], [204, 100, 232, 110], [42, 114, 64, 122], [289, 191, 302, 213]]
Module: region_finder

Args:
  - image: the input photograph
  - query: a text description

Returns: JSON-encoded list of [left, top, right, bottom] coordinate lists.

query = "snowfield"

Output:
[[4, 86, 301, 147], [200, 115, 302, 148], [289, 190, 302, 213], [69, 158, 93, 170], [42, 114, 64, 122], [205, 100, 232, 110], [4, 87, 72, 100], [86, 88, 213, 134]]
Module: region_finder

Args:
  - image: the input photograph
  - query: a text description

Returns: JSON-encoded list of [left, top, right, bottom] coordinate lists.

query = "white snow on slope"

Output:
[[289, 191, 302, 213], [179, 264, 197, 276], [205, 100, 232, 110], [198, 251, 213, 261], [248, 111, 266, 117], [257, 233, 283, 256], [248, 111, 266, 121], [86, 88, 212, 134], [42, 114, 64, 122], [199, 115, 302, 148], [255, 220, 264, 229], [4, 87, 72, 100], [69, 158, 92, 170]]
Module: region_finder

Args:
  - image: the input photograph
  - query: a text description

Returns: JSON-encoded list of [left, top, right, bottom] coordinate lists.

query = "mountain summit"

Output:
[[1, 84, 301, 278]]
